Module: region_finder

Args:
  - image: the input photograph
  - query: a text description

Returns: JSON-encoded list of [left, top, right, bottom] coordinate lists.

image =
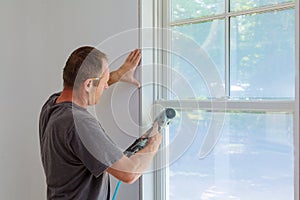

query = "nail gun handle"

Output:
[[124, 137, 149, 157]]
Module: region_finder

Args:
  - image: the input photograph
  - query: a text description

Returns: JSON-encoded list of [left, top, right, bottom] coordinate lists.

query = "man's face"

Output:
[[93, 59, 110, 104]]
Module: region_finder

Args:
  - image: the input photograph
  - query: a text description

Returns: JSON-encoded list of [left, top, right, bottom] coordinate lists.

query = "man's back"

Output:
[[39, 93, 123, 200]]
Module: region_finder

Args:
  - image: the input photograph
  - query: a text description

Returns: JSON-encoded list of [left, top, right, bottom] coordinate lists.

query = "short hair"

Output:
[[63, 46, 107, 89]]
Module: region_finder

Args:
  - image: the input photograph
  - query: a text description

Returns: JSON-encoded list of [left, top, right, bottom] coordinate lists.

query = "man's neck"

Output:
[[56, 87, 88, 108]]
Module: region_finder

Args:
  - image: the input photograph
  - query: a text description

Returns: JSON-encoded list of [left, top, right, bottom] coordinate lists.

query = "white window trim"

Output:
[[139, 0, 299, 199], [294, 1, 299, 200]]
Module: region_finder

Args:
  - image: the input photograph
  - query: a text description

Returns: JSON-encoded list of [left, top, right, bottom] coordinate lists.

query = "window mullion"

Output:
[[225, 0, 230, 98], [294, 1, 300, 199], [155, 99, 295, 113]]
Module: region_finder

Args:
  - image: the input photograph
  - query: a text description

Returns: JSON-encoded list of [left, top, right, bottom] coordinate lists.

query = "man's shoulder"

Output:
[[42, 92, 61, 106]]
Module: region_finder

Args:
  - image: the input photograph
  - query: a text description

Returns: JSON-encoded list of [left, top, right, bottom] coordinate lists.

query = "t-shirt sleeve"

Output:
[[68, 116, 124, 177]]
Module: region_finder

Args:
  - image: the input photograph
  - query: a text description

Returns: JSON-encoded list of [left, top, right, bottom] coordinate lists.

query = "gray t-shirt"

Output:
[[39, 93, 123, 200]]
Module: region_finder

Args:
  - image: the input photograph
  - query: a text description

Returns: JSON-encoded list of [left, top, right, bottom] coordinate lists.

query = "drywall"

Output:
[[0, 0, 139, 199]]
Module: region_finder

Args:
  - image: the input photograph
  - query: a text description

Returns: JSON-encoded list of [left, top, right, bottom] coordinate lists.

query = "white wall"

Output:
[[0, 0, 139, 199]]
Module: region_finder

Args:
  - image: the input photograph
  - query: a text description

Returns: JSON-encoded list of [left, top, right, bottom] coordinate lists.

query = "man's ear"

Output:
[[84, 79, 92, 92]]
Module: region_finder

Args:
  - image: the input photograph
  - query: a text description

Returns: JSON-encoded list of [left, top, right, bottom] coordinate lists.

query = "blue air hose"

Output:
[[112, 180, 122, 200]]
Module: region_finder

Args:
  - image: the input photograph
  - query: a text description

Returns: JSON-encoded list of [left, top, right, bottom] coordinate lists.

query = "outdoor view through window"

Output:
[[164, 0, 296, 199]]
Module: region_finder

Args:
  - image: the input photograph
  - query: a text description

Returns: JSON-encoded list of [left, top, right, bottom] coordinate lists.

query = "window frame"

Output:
[[139, 0, 299, 199]]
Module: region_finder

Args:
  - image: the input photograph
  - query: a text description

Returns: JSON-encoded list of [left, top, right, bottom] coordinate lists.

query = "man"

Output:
[[39, 46, 162, 200]]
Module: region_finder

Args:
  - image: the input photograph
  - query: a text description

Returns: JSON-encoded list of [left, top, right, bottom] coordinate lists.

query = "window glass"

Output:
[[168, 111, 294, 200], [230, 9, 295, 99], [171, 0, 225, 21], [230, 0, 295, 12], [171, 20, 225, 99]]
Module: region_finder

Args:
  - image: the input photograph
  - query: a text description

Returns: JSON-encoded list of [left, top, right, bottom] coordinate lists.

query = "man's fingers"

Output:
[[126, 51, 135, 62], [149, 122, 162, 145], [133, 52, 142, 65], [152, 122, 158, 133], [132, 49, 141, 62], [128, 49, 140, 63]]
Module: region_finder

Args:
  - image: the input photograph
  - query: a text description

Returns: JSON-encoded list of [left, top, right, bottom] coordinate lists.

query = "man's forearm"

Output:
[[107, 134, 161, 173], [106, 144, 158, 184], [106, 125, 161, 183], [108, 70, 122, 86], [126, 135, 162, 174]]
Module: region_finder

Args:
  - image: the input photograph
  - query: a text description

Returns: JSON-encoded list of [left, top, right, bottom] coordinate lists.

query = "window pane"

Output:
[[230, 9, 295, 99], [168, 111, 294, 200], [171, 0, 225, 22], [230, 0, 295, 12], [171, 20, 225, 99]]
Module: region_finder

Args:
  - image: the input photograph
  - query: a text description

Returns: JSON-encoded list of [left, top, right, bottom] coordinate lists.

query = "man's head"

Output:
[[63, 46, 109, 105]]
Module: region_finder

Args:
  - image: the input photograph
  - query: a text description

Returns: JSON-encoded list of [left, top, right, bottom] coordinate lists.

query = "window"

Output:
[[167, 111, 294, 200], [140, 0, 299, 200]]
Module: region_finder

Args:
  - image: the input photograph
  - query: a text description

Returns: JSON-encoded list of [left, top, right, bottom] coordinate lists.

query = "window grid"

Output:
[[169, 1, 295, 101]]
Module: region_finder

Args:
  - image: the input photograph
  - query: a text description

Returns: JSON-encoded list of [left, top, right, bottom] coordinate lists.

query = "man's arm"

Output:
[[106, 123, 162, 184], [108, 49, 141, 87]]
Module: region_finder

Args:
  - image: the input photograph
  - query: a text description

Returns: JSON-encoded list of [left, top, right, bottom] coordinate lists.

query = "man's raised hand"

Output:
[[118, 49, 142, 88]]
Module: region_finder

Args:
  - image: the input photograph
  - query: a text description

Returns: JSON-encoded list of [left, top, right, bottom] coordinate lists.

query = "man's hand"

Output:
[[118, 49, 141, 87], [108, 49, 141, 87], [146, 122, 162, 153]]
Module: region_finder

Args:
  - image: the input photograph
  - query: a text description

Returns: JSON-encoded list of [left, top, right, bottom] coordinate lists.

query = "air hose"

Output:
[[112, 180, 122, 200]]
